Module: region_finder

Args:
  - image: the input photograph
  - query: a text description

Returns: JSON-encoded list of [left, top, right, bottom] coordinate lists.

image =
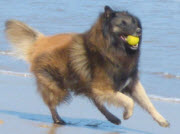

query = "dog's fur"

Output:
[[5, 6, 169, 127]]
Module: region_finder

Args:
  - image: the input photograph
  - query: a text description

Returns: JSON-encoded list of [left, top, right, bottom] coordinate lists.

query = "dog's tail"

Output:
[[5, 20, 44, 61]]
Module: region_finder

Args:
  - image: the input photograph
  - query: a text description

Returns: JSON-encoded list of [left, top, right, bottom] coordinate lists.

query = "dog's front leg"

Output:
[[92, 88, 134, 120], [131, 80, 170, 127]]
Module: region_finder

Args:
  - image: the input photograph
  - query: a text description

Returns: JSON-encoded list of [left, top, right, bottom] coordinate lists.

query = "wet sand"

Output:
[[0, 0, 180, 134], [0, 74, 180, 134]]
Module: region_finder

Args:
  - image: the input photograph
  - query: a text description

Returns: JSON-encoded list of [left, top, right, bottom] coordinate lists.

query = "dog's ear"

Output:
[[104, 6, 113, 18]]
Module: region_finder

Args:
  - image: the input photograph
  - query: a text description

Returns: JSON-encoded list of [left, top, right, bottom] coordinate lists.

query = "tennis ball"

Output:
[[127, 35, 139, 46]]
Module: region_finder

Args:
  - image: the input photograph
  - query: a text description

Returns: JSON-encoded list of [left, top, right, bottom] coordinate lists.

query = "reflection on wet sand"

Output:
[[47, 124, 59, 134], [0, 110, 151, 134], [0, 120, 4, 124], [47, 124, 121, 134]]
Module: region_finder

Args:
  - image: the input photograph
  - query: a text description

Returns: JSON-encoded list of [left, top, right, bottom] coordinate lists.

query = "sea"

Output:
[[0, 0, 179, 102]]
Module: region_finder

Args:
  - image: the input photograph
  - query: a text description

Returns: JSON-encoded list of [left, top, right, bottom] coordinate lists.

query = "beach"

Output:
[[0, 0, 180, 134]]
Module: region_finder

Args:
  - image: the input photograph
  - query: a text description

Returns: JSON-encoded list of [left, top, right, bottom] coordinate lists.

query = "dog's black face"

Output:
[[103, 6, 142, 53]]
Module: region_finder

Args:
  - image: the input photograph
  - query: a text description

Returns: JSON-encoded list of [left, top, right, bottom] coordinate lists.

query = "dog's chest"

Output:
[[105, 62, 136, 91], [112, 71, 132, 91]]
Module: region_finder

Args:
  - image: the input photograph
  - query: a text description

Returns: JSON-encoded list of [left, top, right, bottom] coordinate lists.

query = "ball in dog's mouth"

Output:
[[120, 35, 139, 50]]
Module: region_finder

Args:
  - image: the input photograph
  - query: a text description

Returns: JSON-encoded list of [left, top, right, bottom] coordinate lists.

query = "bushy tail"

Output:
[[5, 20, 44, 61]]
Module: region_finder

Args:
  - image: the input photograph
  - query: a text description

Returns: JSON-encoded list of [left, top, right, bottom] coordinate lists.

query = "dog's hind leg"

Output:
[[92, 98, 121, 125], [35, 71, 70, 125], [131, 81, 170, 127]]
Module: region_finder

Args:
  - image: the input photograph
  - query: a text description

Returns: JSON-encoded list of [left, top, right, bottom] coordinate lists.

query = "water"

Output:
[[0, 0, 179, 99]]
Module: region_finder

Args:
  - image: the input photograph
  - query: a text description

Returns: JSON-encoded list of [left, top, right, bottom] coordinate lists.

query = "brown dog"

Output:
[[5, 6, 169, 127]]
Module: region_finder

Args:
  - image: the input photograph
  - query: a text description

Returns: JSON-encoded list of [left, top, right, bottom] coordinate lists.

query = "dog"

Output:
[[5, 6, 169, 127]]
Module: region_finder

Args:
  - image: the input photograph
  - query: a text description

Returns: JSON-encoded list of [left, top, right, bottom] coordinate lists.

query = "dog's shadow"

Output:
[[0, 109, 152, 134]]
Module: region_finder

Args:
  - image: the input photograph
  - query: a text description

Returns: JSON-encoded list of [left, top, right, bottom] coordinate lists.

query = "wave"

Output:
[[1, 51, 180, 80], [0, 50, 14, 56], [0, 69, 180, 104], [0, 70, 31, 77], [1, 50, 180, 81], [149, 95, 180, 103], [142, 71, 180, 80], [150, 72, 180, 80]]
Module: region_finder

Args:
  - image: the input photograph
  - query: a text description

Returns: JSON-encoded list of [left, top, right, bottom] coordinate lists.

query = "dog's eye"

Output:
[[115, 20, 127, 27]]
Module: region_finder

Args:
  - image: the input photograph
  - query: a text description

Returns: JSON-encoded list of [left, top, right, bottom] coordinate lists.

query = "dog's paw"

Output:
[[123, 110, 133, 120], [108, 116, 121, 125], [54, 119, 66, 125], [153, 112, 170, 128], [123, 99, 134, 120], [158, 120, 170, 128]]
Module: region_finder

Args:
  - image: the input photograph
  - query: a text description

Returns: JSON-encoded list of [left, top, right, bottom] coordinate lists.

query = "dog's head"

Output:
[[103, 6, 142, 53]]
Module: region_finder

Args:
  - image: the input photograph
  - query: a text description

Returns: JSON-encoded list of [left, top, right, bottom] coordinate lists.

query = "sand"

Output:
[[0, 0, 180, 134], [0, 74, 179, 134]]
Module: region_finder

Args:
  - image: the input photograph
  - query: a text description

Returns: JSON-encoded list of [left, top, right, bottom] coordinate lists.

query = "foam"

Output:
[[144, 71, 180, 80], [0, 70, 31, 77], [0, 50, 14, 56], [0, 59, 179, 104], [149, 94, 180, 103]]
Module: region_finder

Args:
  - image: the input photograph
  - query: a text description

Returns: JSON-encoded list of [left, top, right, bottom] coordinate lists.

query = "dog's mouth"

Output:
[[120, 35, 139, 50], [120, 35, 127, 42]]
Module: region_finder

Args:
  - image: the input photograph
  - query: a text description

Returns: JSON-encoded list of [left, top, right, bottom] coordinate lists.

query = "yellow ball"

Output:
[[127, 35, 139, 46]]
